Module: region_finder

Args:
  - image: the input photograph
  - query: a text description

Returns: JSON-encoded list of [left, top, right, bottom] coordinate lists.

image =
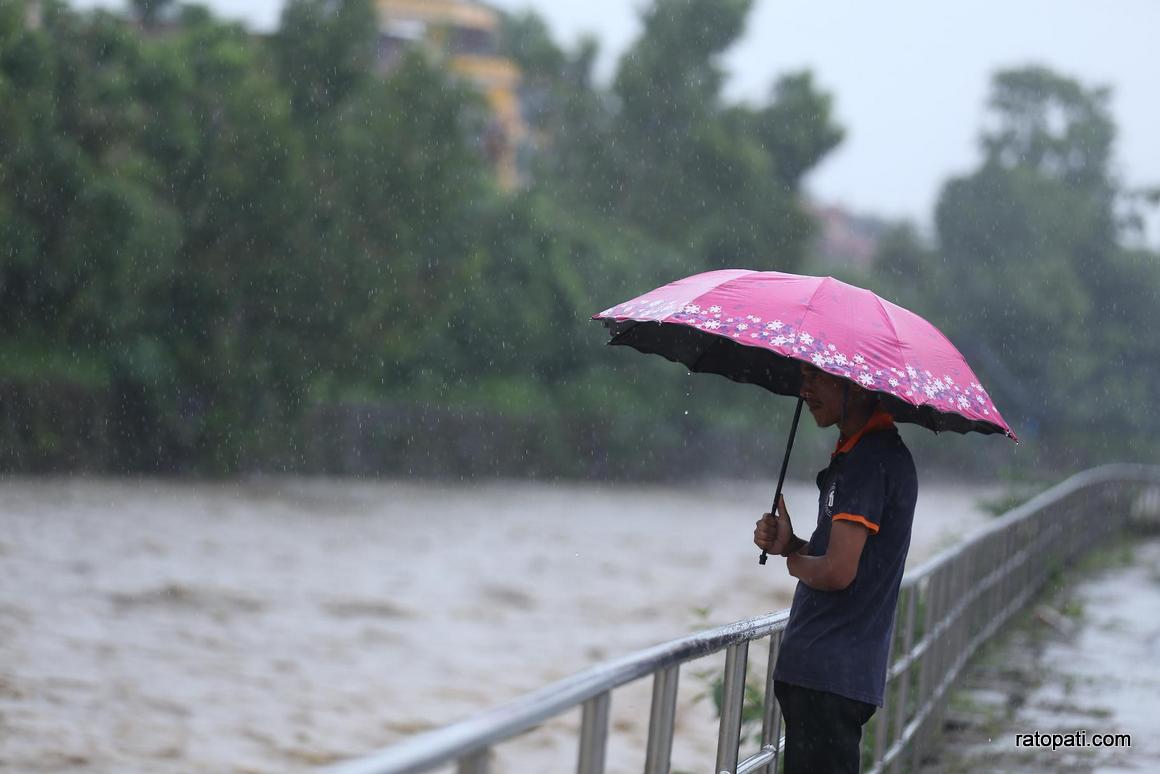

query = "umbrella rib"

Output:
[[798, 277, 830, 346], [872, 295, 914, 396]]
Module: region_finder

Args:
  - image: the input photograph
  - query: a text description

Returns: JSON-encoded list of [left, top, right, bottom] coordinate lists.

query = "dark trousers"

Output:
[[774, 680, 876, 774]]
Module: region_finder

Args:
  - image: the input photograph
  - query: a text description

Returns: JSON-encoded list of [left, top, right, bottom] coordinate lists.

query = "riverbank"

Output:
[[919, 535, 1160, 773]]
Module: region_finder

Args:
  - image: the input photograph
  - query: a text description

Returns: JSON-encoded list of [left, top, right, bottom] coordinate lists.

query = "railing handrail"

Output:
[[331, 611, 790, 774], [330, 463, 1160, 774], [902, 463, 1160, 582]]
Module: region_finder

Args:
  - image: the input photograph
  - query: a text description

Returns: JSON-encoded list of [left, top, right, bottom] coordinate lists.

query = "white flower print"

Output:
[[858, 372, 874, 386], [854, 354, 865, 365], [768, 320, 784, 330], [811, 353, 827, 366], [737, 323, 749, 331], [889, 378, 900, 387], [835, 354, 848, 366], [703, 320, 721, 330], [772, 335, 788, 346], [683, 304, 701, 314], [709, 305, 721, 313], [799, 332, 814, 346]]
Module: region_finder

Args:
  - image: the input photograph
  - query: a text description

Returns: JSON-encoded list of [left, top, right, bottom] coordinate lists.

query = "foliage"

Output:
[[0, 0, 841, 474], [271, 0, 377, 122], [4, 1, 1155, 477], [931, 65, 1160, 466]]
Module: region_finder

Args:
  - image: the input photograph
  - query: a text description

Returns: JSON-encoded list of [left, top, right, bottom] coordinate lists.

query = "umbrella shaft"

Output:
[[771, 397, 805, 514], [760, 396, 804, 566]]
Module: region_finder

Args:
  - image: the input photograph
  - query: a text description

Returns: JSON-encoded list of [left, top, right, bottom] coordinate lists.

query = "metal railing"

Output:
[[329, 464, 1160, 774]]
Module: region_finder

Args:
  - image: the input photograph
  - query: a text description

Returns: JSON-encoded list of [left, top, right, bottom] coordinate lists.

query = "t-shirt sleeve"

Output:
[[831, 449, 887, 535]]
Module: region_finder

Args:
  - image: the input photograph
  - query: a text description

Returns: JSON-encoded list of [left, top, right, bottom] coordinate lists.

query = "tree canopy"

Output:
[[3, 1, 1156, 478], [930, 65, 1159, 465]]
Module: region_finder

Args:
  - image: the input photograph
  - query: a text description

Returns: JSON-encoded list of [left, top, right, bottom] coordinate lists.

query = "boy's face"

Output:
[[799, 363, 847, 428]]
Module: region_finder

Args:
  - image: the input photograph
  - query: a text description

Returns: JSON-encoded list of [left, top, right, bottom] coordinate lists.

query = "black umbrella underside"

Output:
[[605, 319, 1008, 438]]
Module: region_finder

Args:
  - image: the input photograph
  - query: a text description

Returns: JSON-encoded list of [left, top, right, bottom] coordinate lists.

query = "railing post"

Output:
[[886, 584, 918, 774], [577, 692, 610, 774], [910, 568, 942, 769], [644, 667, 680, 774], [715, 642, 750, 774], [872, 584, 900, 769], [929, 569, 948, 751], [759, 631, 784, 774]]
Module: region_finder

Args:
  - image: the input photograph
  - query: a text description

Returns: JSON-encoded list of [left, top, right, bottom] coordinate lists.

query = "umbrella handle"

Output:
[[760, 396, 804, 566]]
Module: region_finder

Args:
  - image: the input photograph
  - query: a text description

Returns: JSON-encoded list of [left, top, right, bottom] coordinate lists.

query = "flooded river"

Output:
[[0, 476, 998, 772]]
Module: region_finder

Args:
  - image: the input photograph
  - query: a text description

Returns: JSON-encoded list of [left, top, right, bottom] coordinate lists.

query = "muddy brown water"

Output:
[[0, 477, 996, 773]]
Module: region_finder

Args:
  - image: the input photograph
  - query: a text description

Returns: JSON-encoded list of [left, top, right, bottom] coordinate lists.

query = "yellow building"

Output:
[[377, 0, 527, 188]]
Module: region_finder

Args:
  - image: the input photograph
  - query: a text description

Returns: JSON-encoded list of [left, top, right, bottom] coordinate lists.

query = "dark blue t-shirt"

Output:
[[772, 420, 917, 706]]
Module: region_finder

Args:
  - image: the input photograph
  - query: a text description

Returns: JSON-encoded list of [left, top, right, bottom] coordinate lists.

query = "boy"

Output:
[[754, 363, 918, 773]]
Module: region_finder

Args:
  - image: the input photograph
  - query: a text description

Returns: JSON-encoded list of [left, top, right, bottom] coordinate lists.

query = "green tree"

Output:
[[603, 0, 835, 271], [933, 65, 1158, 462], [0, 2, 190, 468], [149, 11, 315, 471], [755, 71, 845, 189], [872, 223, 939, 314], [499, 10, 613, 205], [500, 1, 843, 282], [271, 0, 377, 123], [0, 5, 181, 369], [610, 0, 754, 241], [301, 50, 494, 397]]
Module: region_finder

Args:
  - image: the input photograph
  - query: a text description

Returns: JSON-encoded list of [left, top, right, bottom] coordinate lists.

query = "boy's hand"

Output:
[[754, 495, 793, 556]]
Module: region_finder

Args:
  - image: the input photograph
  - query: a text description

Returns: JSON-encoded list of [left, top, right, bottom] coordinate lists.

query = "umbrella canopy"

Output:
[[594, 269, 1017, 442]]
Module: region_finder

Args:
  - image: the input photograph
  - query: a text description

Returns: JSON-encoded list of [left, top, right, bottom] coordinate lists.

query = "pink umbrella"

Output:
[[593, 269, 1017, 562]]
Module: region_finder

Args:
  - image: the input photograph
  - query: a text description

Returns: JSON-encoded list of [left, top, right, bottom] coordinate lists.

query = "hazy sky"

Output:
[[76, 1, 1160, 228]]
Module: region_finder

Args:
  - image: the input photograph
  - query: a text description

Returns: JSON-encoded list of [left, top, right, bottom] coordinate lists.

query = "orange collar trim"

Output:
[[833, 408, 896, 457]]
